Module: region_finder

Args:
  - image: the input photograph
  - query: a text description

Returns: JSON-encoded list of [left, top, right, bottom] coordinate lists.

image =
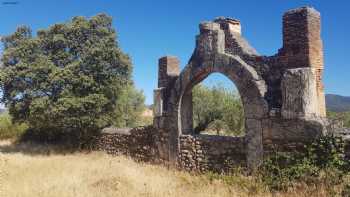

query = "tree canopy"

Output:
[[114, 85, 147, 128], [192, 84, 245, 136], [0, 14, 134, 138]]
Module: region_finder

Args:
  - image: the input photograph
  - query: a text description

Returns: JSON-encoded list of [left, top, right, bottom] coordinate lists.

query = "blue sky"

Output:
[[0, 0, 349, 104]]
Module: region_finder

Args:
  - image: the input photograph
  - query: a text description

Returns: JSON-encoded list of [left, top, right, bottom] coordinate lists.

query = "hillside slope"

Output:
[[326, 94, 350, 112]]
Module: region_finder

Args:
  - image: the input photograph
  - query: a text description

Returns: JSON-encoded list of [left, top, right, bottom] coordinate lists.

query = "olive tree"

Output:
[[192, 84, 244, 136]]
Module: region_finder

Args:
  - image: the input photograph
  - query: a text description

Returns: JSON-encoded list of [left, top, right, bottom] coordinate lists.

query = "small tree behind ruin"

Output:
[[192, 84, 245, 136]]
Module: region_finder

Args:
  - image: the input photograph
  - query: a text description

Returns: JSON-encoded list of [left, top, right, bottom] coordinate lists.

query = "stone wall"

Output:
[[94, 128, 247, 172], [94, 126, 165, 163], [94, 125, 350, 172], [281, 68, 318, 119], [263, 118, 326, 153], [179, 135, 246, 172]]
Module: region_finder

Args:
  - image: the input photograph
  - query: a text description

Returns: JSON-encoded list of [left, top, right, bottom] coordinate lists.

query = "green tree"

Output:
[[114, 85, 146, 127], [207, 119, 228, 135], [192, 84, 244, 136], [0, 14, 132, 139]]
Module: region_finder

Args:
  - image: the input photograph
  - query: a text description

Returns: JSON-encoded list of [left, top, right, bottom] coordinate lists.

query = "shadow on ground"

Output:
[[0, 140, 82, 156]]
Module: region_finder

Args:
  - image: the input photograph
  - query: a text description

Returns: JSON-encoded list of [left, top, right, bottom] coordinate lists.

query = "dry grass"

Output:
[[0, 140, 340, 197]]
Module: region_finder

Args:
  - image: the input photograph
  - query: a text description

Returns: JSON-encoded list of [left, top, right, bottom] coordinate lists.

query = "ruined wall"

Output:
[[278, 7, 326, 117], [261, 7, 327, 149], [153, 6, 328, 169], [94, 129, 247, 172], [94, 126, 166, 163], [95, 6, 330, 172], [93, 127, 350, 173], [158, 56, 180, 88], [179, 135, 246, 172], [263, 118, 325, 153], [281, 68, 319, 119]]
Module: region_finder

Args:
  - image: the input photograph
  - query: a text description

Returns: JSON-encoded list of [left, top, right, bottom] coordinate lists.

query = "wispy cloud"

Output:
[[1, 1, 19, 5]]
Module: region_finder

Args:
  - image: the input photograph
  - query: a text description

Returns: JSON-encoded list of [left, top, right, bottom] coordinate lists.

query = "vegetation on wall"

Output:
[[0, 14, 145, 141], [205, 134, 350, 196], [192, 84, 244, 136], [260, 135, 349, 192], [327, 110, 350, 128]]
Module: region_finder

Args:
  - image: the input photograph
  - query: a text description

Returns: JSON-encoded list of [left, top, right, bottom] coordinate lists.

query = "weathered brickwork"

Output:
[[158, 56, 180, 88], [278, 7, 325, 117]]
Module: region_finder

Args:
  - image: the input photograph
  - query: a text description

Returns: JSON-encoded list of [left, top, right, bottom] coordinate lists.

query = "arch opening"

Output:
[[180, 73, 245, 136], [170, 55, 269, 168]]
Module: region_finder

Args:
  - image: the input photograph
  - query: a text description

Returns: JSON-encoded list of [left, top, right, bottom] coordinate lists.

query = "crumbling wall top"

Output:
[[214, 17, 241, 35], [283, 6, 320, 17]]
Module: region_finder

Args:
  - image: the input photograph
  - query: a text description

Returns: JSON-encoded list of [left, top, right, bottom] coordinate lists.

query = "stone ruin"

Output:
[[96, 7, 333, 172]]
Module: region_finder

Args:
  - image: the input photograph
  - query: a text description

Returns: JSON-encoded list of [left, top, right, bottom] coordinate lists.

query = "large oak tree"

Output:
[[0, 14, 133, 138]]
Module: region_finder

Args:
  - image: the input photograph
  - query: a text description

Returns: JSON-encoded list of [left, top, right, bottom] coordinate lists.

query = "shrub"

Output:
[[0, 112, 28, 140], [260, 135, 350, 192], [204, 168, 267, 195], [306, 134, 349, 170], [260, 151, 319, 190], [327, 111, 350, 128], [342, 183, 350, 197]]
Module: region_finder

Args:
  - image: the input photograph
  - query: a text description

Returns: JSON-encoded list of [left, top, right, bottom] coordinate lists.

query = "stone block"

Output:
[[153, 88, 164, 117], [281, 68, 318, 119], [158, 56, 180, 88]]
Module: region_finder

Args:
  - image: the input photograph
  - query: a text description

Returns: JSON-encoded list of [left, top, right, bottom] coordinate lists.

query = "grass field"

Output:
[[0, 140, 339, 197]]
